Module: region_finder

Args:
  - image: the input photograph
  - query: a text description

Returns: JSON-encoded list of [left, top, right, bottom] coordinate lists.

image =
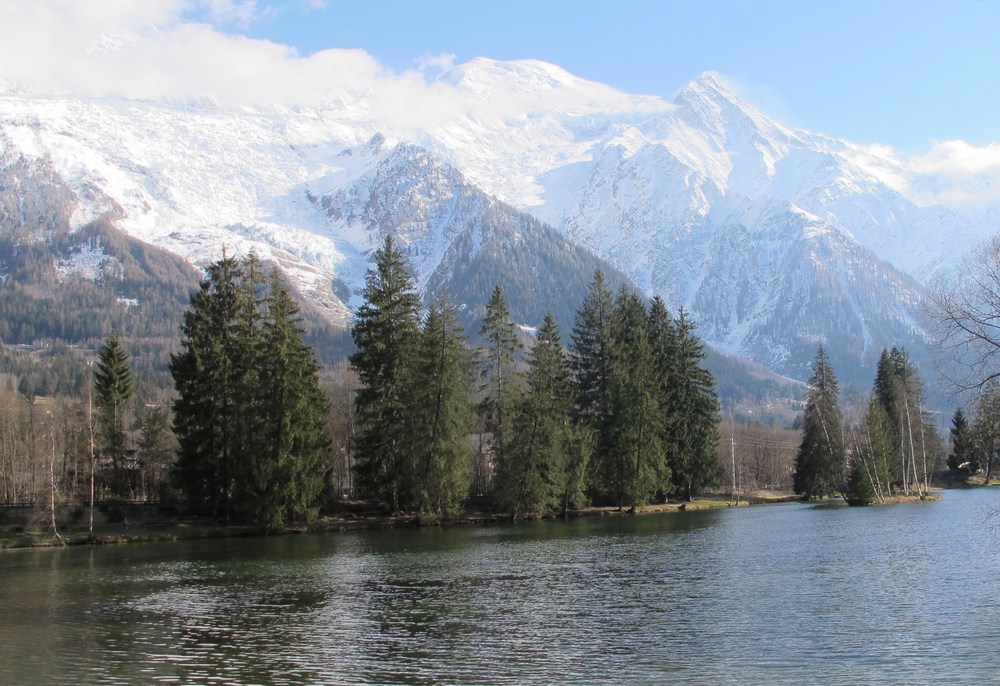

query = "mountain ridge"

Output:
[[0, 58, 992, 391]]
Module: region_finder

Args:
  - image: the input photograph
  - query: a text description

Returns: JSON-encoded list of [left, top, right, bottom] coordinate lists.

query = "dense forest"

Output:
[[0, 237, 731, 526]]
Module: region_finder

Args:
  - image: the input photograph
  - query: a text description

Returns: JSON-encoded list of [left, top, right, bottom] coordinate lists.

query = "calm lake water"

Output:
[[2, 489, 999, 685]]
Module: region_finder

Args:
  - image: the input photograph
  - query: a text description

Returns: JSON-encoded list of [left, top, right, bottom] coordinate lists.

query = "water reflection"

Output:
[[2, 491, 1000, 684]]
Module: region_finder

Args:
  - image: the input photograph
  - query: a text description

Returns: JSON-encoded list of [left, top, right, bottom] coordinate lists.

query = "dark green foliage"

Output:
[[948, 408, 973, 472], [605, 288, 668, 510], [792, 346, 846, 500], [171, 256, 243, 519], [409, 296, 475, 516], [657, 305, 721, 501], [844, 457, 876, 506], [571, 271, 615, 428], [249, 274, 331, 527], [570, 272, 616, 497], [871, 346, 936, 495], [494, 314, 578, 518], [93, 335, 134, 498], [479, 284, 519, 472], [350, 235, 422, 514], [572, 275, 720, 509], [171, 255, 331, 526]]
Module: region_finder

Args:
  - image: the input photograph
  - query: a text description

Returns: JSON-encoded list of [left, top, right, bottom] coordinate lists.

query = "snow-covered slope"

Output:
[[0, 59, 993, 383], [313, 134, 633, 334]]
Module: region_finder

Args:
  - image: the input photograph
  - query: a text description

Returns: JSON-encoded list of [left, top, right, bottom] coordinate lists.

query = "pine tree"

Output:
[[793, 346, 846, 500], [350, 234, 422, 514], [494, 314, 574, 518], [570, 271, 615, 498], [230, 252, 269, 510], [606, 288, 666, 511], [172, 256, 331, 525], [948, 408, 972, 473], [409, 296, 475, 516], [657, 305, 720, 501], [479, 284, 519, 476], [250, 273, 331, 528], [872, 347, 933, 495], [171, 256, 244, 519], [844, 456, 876, 506], [93, 335, 134, 498]]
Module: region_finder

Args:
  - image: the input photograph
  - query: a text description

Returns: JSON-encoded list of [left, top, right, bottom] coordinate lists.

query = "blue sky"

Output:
[[224, 0, 1000, 153]]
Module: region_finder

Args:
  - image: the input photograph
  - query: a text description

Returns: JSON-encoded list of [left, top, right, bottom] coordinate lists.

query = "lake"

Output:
[[2, 489, 999, 685]]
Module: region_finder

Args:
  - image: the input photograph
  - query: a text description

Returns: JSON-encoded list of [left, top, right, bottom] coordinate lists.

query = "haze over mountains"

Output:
[[0, 57, 995, 388]]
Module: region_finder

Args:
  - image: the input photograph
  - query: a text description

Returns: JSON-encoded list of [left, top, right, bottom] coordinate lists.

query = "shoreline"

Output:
[[0, 488, 947, 550]]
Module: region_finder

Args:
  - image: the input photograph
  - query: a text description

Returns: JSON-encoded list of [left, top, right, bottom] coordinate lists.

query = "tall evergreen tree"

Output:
[[570, 271, 615, 497], [230, 252, 269, 509], [843, 455, 877, 506], [479, 284, 519, 476], [94, 335, 134, 498], [606, 288, 667, 510], [658, 305, 720, 501], [409, 296, 475, 516], [171, 256, 244, 519], [872, 346, 934, 495], [793, 346, 846, 500], [948, 408, 973, 473], [494, 314, 575, 518], [172, 256, 331, 525], [250, 273, 331, 528], [350, 234, 422, 514]]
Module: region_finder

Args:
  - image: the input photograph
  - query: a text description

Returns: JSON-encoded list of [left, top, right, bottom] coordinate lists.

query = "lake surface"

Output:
[[2, 489, 999, 685]]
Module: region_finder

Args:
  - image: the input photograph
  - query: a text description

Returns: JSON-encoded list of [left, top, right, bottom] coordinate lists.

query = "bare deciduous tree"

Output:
[[930, 235, 1000, 393]]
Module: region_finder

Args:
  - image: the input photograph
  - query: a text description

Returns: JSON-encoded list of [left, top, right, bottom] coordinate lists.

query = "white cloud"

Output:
[[194, 0, 263, 29], [0, 0, 395, 107], [903, 141, 1000, 210], [910, 140, 1000, 177], [416, 52, 457, 74]]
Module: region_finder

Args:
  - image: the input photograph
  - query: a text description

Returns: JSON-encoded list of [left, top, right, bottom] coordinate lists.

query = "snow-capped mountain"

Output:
[[0, 59, 993, 385]]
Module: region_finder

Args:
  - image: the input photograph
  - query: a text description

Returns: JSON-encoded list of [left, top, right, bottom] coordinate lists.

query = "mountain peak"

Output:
[[435, 57, 594, 95], [674, 71, 754, 113]]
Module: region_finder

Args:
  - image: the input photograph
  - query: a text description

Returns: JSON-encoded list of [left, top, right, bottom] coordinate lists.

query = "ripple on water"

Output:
[[2, 491, 1000, 684]]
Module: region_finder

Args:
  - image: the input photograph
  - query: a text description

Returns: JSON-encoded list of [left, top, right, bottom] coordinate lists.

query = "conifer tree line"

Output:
[[0, 238, 723, 525], [793, 345, 945, 505], [350, 235, 722, 518]]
